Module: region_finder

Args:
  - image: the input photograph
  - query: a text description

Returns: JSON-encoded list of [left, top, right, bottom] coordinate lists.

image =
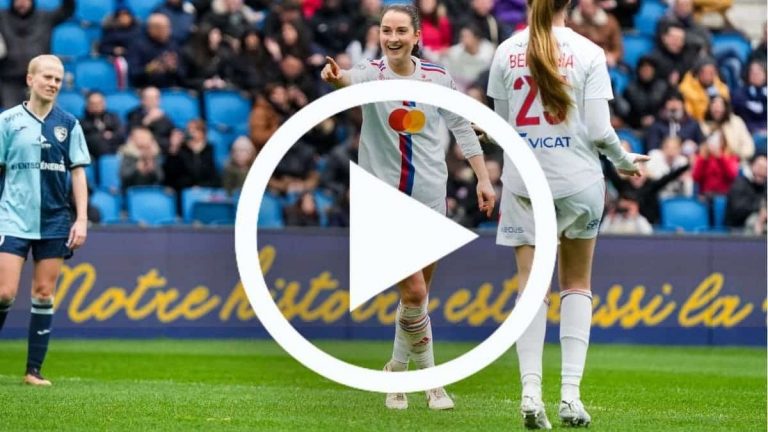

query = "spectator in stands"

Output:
[[568, 0, 623, 67], [656, 0, 711, 53], [119, 126, 164, 190], [619, 56, 669, 129], [127, 13, 183, 88], [648, 23, 700, 86], [744, 199, 767, 235], [230, 29, 279, 93], [278, 55, 315, 107], [692, 131, 740, 196], [309, 0, 356, 56], [268, 140, 318, 196], [416, 0, 453, 59], [262, 0, 303, 40], [460, 0, 511, 46], [0, 0, 74, 108], [222, 136, 256, 194], [646, 92, 705, 151], [249, 95, 280, 153], [321, 130, 359, 197], [163, 119, 219, 193], [492, 0, 527, 32], [646, 136, 694, 199], [346, 23, 381, 65], [127, 87, 175, 153], [283, 192, 320, 227], [201, 0, 261, 42], [81, 91, 123, 160], [154, 0, 196, 45], [748, 22, 766, 66], [732, 60, 768, 134], [605, 154, 691, 225], [327, 190, 350, 227], [599, 193, 654, 234], [693, 0, 733, 29], [99, 7, 141, 59], [442, 24, 494, 92], [181, 25, 234, 91], [700, 96, 754, 163], [679, 57, 730, 121], [600, 0, 641, 29], [273, 20, 325, 68], [725, 154, 766, 229]]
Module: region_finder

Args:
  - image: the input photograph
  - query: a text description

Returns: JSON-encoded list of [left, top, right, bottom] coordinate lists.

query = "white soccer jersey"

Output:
[[487, 27, 613, 199], [348, 56, 482, 209]]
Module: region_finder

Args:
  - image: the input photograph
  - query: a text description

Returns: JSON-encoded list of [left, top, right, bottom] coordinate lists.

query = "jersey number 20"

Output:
[[514, 75, 565, 126]]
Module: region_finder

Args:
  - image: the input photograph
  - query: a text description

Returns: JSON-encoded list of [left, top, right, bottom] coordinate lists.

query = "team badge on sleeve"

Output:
[[54, 126, 67, 142]]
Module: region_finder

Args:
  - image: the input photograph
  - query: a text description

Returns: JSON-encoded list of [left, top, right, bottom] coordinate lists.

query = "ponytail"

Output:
[[527, 0, 571, 121]]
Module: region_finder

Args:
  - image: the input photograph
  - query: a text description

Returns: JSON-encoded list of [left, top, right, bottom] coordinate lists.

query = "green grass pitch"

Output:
[[0, 339, 763, 431]]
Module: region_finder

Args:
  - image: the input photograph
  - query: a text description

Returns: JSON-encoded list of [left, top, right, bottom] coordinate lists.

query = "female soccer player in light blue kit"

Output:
[[0, 55, 90, 386], [487, 0, 648, 428], [321, 4, 497, 411]]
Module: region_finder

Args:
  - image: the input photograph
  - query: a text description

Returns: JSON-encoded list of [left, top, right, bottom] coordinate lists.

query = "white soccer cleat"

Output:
[[520, 396, 552, 430], [383, 361, 408, 410], [425, 387, 455, 410], [559, 399, 592, 427]]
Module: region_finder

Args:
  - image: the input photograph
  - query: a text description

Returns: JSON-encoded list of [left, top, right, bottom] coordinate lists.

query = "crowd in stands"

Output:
[[0, 0, 764, 234]]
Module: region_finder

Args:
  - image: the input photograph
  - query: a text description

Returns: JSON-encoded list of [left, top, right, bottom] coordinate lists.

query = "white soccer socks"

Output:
[[516, 300, 548, 401], [559, 290, 592, 402], [398, 300, 434, 369]]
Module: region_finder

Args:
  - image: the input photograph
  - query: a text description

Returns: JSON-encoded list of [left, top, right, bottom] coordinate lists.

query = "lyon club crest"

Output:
[[54, 126, 67, 142]]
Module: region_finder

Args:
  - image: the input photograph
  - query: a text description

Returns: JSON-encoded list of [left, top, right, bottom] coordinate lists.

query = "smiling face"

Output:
[[380, 10, 420, 65], [27, 56, 64, 104]]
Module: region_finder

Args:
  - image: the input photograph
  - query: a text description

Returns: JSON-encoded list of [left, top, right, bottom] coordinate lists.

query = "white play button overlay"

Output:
[[349, 162, 479, 311]]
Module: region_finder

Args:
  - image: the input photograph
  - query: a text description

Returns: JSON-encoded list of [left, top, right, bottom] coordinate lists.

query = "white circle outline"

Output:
[[235, 80, 557, 393]]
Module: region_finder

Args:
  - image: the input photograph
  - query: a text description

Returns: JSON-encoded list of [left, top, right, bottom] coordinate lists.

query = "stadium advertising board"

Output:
[[2, 228, 765, 346]]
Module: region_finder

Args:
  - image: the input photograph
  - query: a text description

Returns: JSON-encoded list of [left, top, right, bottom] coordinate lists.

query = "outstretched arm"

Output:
[[320, 56, 352, 89]]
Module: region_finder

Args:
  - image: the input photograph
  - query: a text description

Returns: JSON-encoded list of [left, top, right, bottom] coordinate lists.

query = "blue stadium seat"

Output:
[[633, 1, 666, 37], [314, 190, 334, 227], [712, 195, 727, 230], [191, 201, 236, 225], [608, 67, 630, 96], [98, 154, 121, 192], [90, 189, 120, 221], [125, 0, 164, 22], [181, 187, 228, 222], [660, 197, 710, 232], [617, 129, 644, 153], [204, 91, 251, 132], [712, 33, 752, 65], [37, 0, 61, 9], [75, 0, 115, 24], [753, 132, 767, 155], [51, 23, 90, 59], [74, 58, 118, 93], [126, 186, 177, 225], [207, 128, 236, 171], [259, 193, 284, 228], [84, 164, 96, 188], [160, 89, 200, 128], [622, 34, 654, 70], [105, 91, 140, 123], [57, 91, 85, 117]]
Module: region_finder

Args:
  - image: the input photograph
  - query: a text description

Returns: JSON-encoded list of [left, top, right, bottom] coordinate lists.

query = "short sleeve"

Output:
[[487, 48, 508, 100], [68, 121, 91, 168], [584, 50, 614, 101], [348, 60, 378, 85]]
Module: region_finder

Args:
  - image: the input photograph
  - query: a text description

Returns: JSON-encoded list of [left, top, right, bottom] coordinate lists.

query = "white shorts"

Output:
[[496, 180, 605, 247]]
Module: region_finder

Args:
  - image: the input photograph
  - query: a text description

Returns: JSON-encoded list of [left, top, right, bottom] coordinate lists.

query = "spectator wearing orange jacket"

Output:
[[679, 58, 730, 121]]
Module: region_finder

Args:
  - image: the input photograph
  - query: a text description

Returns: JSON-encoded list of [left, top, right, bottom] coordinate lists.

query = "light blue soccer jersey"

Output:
[[0, 103, 90, 239]]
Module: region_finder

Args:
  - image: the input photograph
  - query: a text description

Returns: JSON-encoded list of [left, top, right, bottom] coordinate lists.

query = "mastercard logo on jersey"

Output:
[[388, 108, 426, 134]]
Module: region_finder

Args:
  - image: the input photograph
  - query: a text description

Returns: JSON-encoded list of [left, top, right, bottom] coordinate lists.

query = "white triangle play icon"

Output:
[[349, 162, 479, 311]]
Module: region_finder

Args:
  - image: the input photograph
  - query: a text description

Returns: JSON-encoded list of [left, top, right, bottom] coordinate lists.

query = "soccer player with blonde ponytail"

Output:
[[488, 0, 649, 428]]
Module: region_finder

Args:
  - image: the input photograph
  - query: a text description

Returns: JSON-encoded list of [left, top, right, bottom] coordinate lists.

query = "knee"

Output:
[[0, 293, 15, 305], [31, 283, 55, 300], [399, 278, 427, 307]]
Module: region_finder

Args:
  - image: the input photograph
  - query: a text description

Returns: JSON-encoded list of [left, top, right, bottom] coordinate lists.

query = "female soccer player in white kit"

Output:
[[487, 0, 648, 428], [321, 4, 496, 412]]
